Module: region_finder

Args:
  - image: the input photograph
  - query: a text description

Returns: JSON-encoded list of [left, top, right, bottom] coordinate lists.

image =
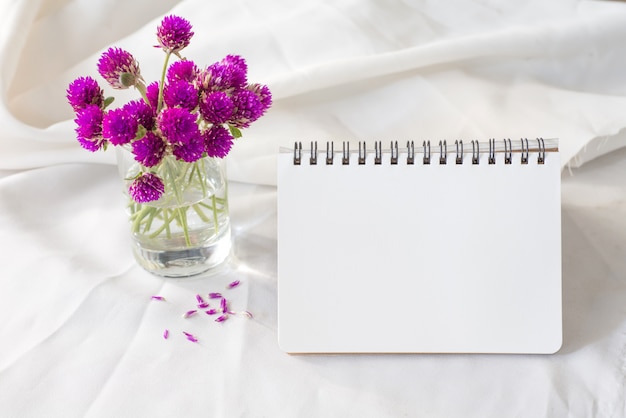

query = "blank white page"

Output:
[[277, 142, 561, 354]]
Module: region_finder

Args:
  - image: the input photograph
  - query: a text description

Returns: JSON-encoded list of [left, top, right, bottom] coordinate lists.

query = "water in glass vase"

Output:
[[129, 193, 231, 277], [118, 150, 232, 277]]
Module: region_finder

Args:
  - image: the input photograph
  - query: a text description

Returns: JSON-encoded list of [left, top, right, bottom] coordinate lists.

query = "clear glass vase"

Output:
[[116, 147, 231, 277]]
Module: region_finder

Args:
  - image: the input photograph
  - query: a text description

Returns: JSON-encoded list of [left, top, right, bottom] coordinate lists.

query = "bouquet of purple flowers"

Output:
[[66, 15, 271, 256], [67, 15, 271, 204]]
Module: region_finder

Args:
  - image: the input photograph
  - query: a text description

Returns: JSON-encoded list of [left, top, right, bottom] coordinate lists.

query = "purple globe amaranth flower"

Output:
[[164, 80, 198, 110], [129, 173, 164, 203], [146, 81, 160, 110], [74, 105, 103, 139], [123, 99, 156, 130], [103, 108, 138, 145], [97, 47, 142, 89], [156, 15, 194, 53], [157, 107, 201, 145], [66, 76, 104, 111], [74, 105, 105, 152], [219, 55, 248, 88], [247, 83, 272, 112], [132, 132, 166, 167], [229, 89, 263, 128], [199, 91, 233, 124], [203, 125, 233, 158], [172, 133, 204, 163], [197, 55, 247, 93], [77, 136, 104, 152], [167, 60, 199, 83]]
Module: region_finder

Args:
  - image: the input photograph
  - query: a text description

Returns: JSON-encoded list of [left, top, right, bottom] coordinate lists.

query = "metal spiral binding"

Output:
[[407, 141, 415, 165], [390, 141, 399, 165], [537, 138, 545, 164], [326, 141, 333, 165], [294, 141, 302, 165], [439, 140, 447, 165], [358, 141, 366, 165], [504, 138, 512, 165], [342, 142, 350, 165], [292, 139, 554, 166], [374, 141, 382, 165], [455, 140, 463, 164], [521, 138, 529, 165], [471, 140, 479, 165], [488, 138, 496, 165], [310, 141, 317, 165]]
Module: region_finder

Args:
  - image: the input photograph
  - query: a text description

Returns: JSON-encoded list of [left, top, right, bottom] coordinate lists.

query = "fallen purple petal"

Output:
[[208, 292, 222, 299], [196, 294, 206, 304], [183, 310, 197, 318], [151, 296, 166, 301], [227, 280, 240, 289], [163, 329, 170, 339], [205, 309, 218, 315], [183, 331, 198, 342], [197, 302, 210, 309], [215, 315, 228, 323], [220, 298, 227, 313]]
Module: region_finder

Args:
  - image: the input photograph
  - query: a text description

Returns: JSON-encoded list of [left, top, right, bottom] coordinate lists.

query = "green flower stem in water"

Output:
[[176, 207, 191, 246], [147, 208, 171, 239], [164, 208, 172, 239], [132, 205, 155, 234], [192, 203, 210, 223], [142, 207, 158, 233], [128, 157, 224, 248], [211, 195, 219, 234], [164, 157, 192, 246]]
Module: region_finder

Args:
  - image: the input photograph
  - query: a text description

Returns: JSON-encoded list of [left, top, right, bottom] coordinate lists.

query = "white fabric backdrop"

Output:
[[1, 0, 626, 182], [0, 0, 625, 416]]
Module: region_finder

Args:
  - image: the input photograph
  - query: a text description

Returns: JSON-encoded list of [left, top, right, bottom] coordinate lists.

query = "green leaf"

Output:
[[228, 125, 242, 139], [103, 96, 115, 108]]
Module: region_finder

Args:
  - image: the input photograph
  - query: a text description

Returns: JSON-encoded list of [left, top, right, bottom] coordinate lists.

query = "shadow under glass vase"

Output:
[[116, 147, 232, 277]]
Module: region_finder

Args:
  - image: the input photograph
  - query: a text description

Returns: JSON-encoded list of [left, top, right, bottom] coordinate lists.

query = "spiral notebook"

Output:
[[277, 139, 562, 354]]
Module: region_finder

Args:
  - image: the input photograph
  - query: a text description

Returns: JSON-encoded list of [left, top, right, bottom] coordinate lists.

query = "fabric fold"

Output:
[[0, 0, 625, 184]]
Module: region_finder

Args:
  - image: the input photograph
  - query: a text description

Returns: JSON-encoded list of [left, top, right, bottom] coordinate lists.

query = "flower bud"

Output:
[[120, 72, 137, 88]]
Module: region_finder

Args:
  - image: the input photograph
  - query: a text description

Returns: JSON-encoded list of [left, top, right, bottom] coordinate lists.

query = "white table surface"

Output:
[[0, 156, 625, 417]]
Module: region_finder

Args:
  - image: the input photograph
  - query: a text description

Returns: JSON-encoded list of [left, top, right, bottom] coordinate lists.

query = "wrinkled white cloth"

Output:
[[0, 0, 625, 416], [1, 0, 626, 183]]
